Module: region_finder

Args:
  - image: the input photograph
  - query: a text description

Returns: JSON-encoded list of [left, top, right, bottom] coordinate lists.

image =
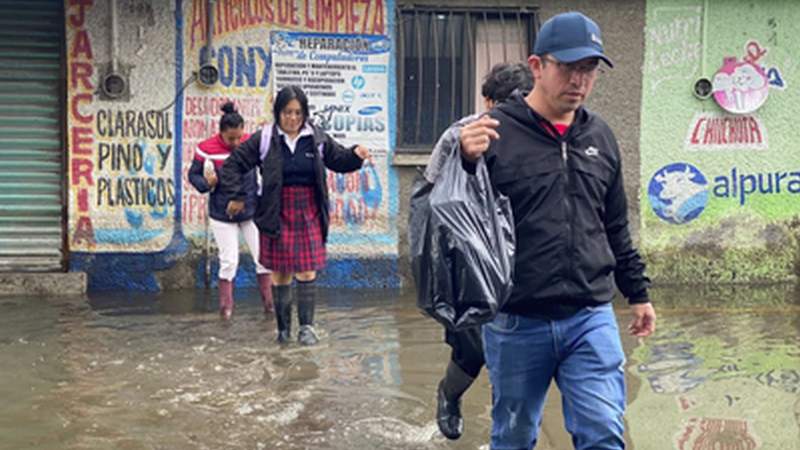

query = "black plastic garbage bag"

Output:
[[409, 150, 515, 331]]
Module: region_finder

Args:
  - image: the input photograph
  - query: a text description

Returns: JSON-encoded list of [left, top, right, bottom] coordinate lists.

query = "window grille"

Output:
[[396, 6, 537, 150]]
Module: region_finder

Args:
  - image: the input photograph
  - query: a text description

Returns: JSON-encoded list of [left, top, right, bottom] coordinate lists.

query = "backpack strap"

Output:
[[311, 125, 326, 159], [259, 124, 274, 161]]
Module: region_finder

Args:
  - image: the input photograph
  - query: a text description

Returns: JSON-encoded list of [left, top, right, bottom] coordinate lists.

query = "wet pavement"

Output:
[[1, 285, 798, 450]]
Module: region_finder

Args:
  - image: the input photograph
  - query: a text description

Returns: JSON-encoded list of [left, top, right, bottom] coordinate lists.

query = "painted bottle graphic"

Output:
[[712, 57, 769, 114], [360, 158, 381, 210], [329, 158, 382, 227]]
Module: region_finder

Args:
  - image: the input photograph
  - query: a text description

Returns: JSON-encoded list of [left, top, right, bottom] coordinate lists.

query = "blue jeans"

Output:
[[482, 304, 626, 450]]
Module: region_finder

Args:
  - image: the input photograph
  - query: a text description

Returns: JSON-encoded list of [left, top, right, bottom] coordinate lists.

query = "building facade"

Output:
[[0, 0, 796, 290]]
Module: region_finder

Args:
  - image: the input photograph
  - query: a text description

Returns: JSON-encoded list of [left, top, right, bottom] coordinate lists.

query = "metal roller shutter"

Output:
[[0, 0, 65, 271]]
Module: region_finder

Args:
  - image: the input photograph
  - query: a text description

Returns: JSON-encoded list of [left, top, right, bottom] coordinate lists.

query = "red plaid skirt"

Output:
[[260, 185, 326, 273]]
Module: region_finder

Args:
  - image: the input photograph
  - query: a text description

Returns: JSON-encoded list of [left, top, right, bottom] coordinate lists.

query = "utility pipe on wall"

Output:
[[203, 0, 217, 287], [111, 0, 118, 72], [101, 0, 127, 99], [207, 0, 216, 62]]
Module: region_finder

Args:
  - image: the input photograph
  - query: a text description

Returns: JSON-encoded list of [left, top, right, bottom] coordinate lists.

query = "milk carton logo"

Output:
[[712, 57, 769, 114], [648, 163, 709, 224]]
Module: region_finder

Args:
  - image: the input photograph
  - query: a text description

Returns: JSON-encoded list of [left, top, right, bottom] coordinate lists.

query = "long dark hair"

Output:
[[273, 85, 310, 126], [219, 101, 244, 132]]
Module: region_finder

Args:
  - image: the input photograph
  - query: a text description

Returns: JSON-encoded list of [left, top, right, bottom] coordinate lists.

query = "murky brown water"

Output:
[[1, 286, 798, 450]]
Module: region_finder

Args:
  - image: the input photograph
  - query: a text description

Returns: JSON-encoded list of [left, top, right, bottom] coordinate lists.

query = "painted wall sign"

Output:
[[640, 1, 799, 284], [648, 163, 709, 225], [685, 112, 768, 150], [644, 6, 703, 93], [179, 0, 394, 260], [648, 161, 800, 224], [271, 31, 393, 256], [67, 1, 177, 252], [66, 0, 97, 248], [712, 40, 787, 114], [65, 0, 397, 289], [712, 57, 769, 114]]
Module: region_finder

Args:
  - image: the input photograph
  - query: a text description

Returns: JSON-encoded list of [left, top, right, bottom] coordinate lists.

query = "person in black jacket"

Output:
[[422, 62, 534, 441], [221, 86, 370, 345], [188, 102, 272, 320], [459, 12, 657, 450]]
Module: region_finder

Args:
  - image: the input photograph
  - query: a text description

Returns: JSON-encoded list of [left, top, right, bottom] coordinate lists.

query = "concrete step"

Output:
[[0, 272, 86, 296]]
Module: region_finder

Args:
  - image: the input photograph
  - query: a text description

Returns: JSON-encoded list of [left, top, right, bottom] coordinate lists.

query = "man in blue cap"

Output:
[[458, 11, 657, 449]]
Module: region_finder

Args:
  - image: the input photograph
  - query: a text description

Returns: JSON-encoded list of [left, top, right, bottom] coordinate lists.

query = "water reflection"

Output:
[[627, 285, 800, 450], [0, 285, 797, 450]]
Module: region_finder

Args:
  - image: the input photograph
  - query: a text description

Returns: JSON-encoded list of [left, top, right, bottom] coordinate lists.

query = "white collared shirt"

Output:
[[276, 123, 314, 154]]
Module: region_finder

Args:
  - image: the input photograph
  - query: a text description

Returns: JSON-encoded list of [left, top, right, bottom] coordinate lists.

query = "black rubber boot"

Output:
[[296, 280, 319, 346], [436, 360, 475, 440], [273, 284, 292, 344]]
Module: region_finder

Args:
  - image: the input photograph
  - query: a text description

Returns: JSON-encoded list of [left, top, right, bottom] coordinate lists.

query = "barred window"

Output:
[[396, 6, 538, 151]]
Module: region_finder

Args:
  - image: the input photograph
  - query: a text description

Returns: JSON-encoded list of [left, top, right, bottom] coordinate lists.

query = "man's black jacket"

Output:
[[482, 92, 650, 317]]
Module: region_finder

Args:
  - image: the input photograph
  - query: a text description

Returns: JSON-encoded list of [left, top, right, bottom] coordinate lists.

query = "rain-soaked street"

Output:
[[1, 286, 799, 450]]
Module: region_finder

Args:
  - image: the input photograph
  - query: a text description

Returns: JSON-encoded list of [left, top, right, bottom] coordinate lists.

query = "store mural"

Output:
[[66, 0, 396, 289], [67, 1, 178, 253], [67, 0, 97, 249], [180, 0, 396, 288], [270, 31, 392, 256], [639, 0, 800, 283]]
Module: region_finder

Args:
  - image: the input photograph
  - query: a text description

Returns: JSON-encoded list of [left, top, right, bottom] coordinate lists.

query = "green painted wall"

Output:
[[640, 0, 800, 283]]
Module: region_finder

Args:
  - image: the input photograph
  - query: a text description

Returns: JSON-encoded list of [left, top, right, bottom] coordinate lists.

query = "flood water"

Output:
[[1, 285, 798, 449]]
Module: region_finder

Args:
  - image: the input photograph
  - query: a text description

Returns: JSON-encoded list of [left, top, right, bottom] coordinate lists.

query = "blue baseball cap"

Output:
[[534, 12, 613, 68]]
